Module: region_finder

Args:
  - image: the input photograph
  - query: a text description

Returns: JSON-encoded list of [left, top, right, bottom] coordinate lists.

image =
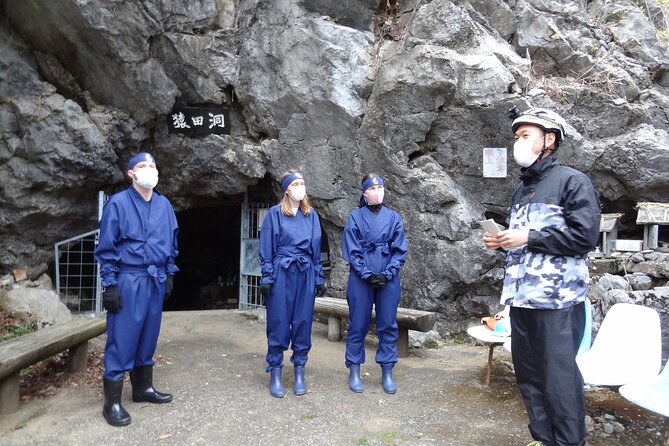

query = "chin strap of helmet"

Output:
[[537, 131, 558, 163]]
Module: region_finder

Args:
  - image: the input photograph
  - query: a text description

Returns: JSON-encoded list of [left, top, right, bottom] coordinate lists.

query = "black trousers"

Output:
[[510, 303, 586, 446]]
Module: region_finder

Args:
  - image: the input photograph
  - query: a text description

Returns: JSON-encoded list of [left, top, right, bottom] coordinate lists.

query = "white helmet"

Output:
[[511, 107, 568, 142]]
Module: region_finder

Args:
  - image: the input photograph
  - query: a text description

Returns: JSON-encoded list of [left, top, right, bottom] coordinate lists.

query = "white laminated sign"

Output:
[[483, 147, 507, 178]]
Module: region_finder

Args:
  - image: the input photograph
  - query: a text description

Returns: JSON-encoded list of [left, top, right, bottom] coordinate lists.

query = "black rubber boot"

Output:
[[102, 378, 131, 426], [130, 365, 173, 404]]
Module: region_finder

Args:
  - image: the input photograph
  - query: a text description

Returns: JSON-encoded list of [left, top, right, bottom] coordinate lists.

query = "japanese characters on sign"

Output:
[[482, 147, 507, 178], [168, 107, 231, 136]]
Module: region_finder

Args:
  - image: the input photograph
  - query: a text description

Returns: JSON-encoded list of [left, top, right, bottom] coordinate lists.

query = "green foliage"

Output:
[[355, 438, 369, 445], [450, 332, 470, 344], [378, 431, 398, 444], [423, 340, 439, 349], [20, 364, 38, 377], [1, 324, 34, 342], [300, 414, 316, 421]]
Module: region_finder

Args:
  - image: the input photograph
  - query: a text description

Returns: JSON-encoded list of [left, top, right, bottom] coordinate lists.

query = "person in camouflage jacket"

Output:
[[483, 107, 601, 446]]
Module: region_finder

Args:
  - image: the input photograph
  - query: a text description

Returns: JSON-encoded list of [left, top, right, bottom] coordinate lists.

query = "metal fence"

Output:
[[54, 229, 102, 315], [239, 196, 271, 310], [54, 192, 106, 316]]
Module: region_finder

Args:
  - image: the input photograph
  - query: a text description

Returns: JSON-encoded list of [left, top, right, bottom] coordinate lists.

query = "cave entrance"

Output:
[[167, 176, 332, 311], [166, 176, 277, 311], [166, 201, 242, 311]]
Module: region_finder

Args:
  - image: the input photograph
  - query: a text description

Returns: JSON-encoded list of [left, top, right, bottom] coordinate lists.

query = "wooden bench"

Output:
[[313, 297, 438, 358], [0, 317, 106, 414]]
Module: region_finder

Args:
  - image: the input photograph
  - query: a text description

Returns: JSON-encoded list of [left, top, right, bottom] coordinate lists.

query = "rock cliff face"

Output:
[[1, 0, 668, 332]]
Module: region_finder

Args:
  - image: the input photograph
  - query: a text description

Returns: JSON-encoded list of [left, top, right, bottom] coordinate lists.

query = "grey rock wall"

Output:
[[1, 0, 668, 334], [590, 250, 669, 361]]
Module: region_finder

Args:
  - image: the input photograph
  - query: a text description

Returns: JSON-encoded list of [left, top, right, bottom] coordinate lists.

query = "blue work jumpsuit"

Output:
[[259, 205, 324, 371], [342, 205, 407, 367], [95, 187, 179, 381]]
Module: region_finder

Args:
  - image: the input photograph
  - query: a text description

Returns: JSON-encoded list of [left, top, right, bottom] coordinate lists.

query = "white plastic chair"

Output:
[[503, 298, 593, 355], [619, 360, 669, 418], [576, 303, 662, 386]]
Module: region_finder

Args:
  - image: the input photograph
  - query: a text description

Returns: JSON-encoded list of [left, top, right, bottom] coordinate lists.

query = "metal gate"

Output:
[[239, 193, 271, 309], [54, 191, 107, 316]]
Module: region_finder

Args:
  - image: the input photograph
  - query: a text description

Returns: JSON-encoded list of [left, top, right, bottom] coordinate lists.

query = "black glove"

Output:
[[103, 286, 121, 313], [373, 274, 388, 287], [364, 274, 388, 288], [315, 284, 326, 297], [164, 276, 174, 301], [259, 284, 272, 299], [259, 284, 272, 306], [364, 275, 380, 288]]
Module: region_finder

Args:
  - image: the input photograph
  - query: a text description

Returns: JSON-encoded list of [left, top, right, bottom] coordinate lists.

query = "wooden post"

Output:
[[486, 345, 496, 386], [327, 316, 341, 342], [397, 328, 409, 358], [0, 373, 20, 414], [67, 342, 89, 373], [643, 224, 659, 250]]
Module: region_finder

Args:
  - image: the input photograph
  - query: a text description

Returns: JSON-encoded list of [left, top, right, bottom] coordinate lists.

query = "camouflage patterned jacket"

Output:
[[500, 156, 601, 309]]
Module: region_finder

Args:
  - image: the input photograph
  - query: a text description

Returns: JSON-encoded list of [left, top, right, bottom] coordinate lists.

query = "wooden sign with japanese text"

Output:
[[168, 107, 231, 136]]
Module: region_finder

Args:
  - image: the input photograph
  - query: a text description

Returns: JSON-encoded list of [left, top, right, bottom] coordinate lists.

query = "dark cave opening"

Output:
[[166, 174, 290, 311], [166, 202, 243, 311]]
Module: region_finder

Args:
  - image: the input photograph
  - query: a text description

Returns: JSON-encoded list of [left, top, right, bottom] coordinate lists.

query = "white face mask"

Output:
[[133, 167, 159, 189], [364, 188, 384, 205], [288, 185, 306, 202], [513, 137, 543, 168]]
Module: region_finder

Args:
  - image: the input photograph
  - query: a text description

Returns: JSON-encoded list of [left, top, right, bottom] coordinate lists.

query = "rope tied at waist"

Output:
[[360, 241, 390, 255], [118, 263, 167, 286]]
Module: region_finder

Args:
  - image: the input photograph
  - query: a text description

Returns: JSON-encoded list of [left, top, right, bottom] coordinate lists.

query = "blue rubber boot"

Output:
[[381, 365, 397, 394], [269, 367, 286, 398], [294, 366, 307, 396], [348, 364, 364, 393]]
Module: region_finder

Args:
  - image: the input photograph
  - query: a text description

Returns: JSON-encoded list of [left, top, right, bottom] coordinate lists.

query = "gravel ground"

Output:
[[0, 310, 665, 446]]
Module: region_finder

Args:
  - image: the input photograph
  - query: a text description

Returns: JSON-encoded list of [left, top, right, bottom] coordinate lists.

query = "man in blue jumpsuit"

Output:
[[342, 174, 408, 394], [259, 171, 325, 397], [95, 152, 179, 426], [483, 108, 600, 446]]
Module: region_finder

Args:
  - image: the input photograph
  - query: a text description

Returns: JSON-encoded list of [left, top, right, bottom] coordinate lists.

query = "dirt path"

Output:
[[0, 310, 664, 445]]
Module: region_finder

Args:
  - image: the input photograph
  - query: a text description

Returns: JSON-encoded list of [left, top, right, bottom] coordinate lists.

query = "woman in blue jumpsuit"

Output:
[[343, 174, 407, 394], [94, 152, 179, 426], [259, 170, 326, 398]]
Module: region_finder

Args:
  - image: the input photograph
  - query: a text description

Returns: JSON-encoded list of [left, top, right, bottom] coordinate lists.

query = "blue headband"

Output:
[[359, 176, 385, 207], [361, 176, 384, 192], [128, 152, 156, 170], [281, 172, 304, 192]]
